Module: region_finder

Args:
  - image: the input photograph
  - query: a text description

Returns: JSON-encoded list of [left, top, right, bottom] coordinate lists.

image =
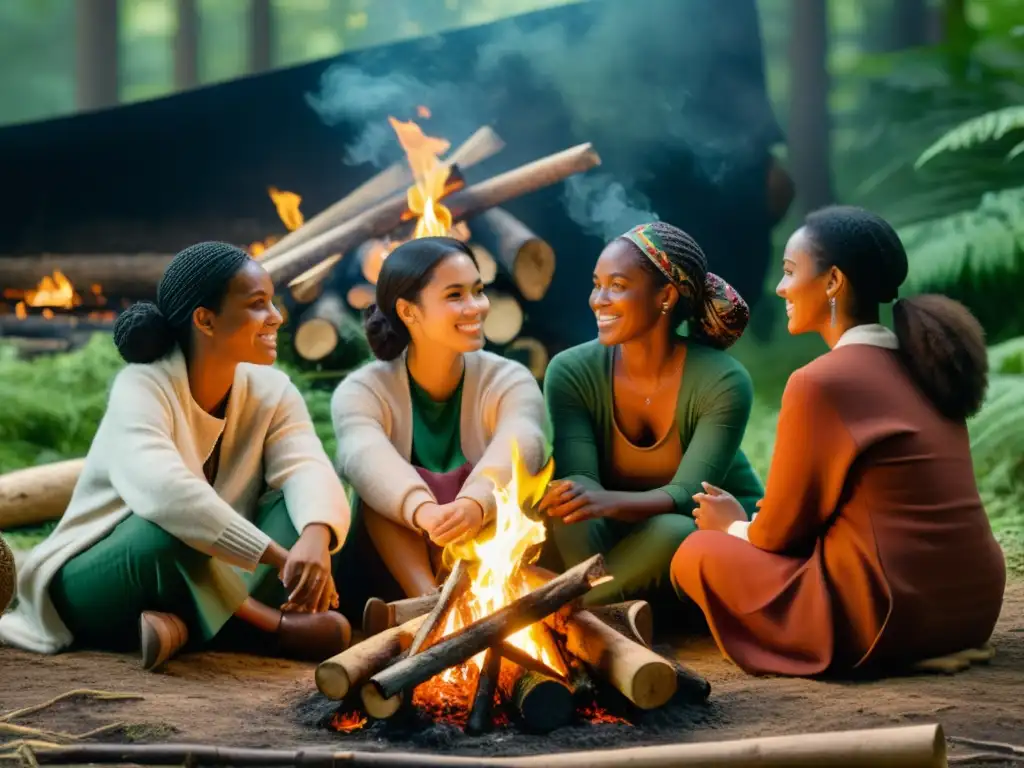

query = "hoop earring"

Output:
[[829, 296, 837, 327]]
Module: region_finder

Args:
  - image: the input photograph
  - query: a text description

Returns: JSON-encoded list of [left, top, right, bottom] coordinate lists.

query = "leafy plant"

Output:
[[916, 104, 1024, 167]]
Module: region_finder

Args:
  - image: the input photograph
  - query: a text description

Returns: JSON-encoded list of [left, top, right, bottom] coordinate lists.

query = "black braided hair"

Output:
[[803, 205, 987, 420], [632, 220, 709, 328], [112, 241, 251, 364]]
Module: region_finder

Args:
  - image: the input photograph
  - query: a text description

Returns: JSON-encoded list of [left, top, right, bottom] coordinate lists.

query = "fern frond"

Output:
[[899, 185, 1024, 292], [1009, 139, 1024, 163], [987, 336, 1024, 374], [969, 373, 1024, 476], [915, 105, 1024, 169]]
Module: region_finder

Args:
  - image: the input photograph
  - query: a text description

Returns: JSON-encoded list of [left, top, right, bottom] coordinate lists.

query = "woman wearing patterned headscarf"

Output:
[[673, 205, 1005, 677], [539, 221, 763, 607], [0, 242, 354, 670]]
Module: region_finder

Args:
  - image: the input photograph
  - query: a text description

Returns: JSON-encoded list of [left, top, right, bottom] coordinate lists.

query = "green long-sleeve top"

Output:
[[408, 372, 468, 474], [543, 340, 764, 516]]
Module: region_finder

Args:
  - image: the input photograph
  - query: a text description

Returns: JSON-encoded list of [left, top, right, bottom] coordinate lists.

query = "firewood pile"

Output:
[[254, 121, 600, 379]]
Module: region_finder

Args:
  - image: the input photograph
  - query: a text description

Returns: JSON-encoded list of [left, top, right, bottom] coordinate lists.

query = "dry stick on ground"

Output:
[[369, 555, 608, 700], [947, 736, 1024, 757], [1, 723, 948, 767], [0, 690, 143, 723], [257, 126, 505, 270]]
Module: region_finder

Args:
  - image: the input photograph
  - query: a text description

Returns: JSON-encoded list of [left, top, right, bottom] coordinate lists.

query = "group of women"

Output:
[[0, 205, 1006, 680]]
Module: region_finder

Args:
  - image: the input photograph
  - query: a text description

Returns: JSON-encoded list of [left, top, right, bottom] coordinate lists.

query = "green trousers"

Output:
[[49, 491, 306, 652], [550, 513, 698, 607]]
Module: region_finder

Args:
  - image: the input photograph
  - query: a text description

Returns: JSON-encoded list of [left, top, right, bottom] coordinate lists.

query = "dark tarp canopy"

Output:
[[0, 0, 782, 349]]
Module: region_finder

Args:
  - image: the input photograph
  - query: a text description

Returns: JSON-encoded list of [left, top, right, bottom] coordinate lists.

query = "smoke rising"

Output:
[[304, 0, 777, 239], [563, 174, 659, 242]]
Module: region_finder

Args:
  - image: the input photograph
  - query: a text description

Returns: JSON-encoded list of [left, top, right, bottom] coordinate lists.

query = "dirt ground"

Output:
[[2, 582, 1023, 766]]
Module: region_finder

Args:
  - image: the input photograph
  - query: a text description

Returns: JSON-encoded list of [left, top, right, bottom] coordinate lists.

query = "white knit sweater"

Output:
[[331, 350, 550, 528], [0, 348, 350, 654]]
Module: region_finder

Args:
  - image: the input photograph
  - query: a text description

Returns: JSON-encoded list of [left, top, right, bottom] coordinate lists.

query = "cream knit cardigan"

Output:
[[0, 348, 350, 654], [331, 350, 550, 528]]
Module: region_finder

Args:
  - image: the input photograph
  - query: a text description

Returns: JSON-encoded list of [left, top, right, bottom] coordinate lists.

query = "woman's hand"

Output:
[[692, 482, 747, 533], [279, 523, 337, 614], [539, 480, 621, 524], [421, 498, 485, 547]]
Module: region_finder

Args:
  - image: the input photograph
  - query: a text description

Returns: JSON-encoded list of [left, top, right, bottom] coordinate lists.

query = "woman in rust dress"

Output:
[[671, 205, 1006, 677]]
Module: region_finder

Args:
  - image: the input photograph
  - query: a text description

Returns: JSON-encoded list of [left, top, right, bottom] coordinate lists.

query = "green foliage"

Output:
[[916, 105, 1024, 168]]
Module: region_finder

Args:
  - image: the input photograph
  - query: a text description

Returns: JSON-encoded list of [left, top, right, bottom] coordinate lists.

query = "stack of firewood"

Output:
[[256, 127, 600, 380]]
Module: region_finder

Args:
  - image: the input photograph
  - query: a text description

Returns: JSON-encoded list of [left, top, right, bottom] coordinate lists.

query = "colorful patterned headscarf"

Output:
[[619, 223, 750, 349]]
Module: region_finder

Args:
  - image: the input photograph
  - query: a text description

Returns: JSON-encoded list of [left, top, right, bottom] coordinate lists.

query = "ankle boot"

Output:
[[140, 611, 189, 672], [277, 610, 352, 662]]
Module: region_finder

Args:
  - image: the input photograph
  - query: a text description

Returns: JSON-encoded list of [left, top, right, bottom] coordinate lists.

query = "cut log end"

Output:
[[482, 292, 524, 345], [362, 597, 393, 638], [346, 284, 376, 311], [292, 318, 339, 362], [511, 670, 574, 734], [360, 682, 403, 720], [513, 239, 556, 302], [631, 660, 679, 710], [469, 244, 498, 285]]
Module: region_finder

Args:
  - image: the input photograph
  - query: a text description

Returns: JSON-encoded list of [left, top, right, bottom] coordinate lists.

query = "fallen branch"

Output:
[[1, 723, 948, 767], [369, 555, 607, 700], [947, 735, 1024, 757]]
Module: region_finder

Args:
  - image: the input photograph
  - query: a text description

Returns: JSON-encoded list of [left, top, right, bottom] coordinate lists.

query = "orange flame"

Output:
[[417, 105, 432, 119], [248, 187, 304, 258], [425, 441, 564, 689], [387, 117, 454, 240], [329, 711, 367, 733]]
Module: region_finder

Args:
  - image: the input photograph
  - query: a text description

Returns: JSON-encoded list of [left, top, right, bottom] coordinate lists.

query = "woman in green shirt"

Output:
[[540, 221, 763, 606], [331, 237, 550, 598]]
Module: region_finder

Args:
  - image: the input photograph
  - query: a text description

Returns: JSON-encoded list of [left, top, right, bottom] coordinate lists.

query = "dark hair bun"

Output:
[[113, 301, 176, 364], [362, 303, 410, 361]]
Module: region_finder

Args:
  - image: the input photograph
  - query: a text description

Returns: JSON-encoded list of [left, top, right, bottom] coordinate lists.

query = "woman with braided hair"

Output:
[[0, 242, 354, 670], [539, 221, 763, 607], [673, 205, 1006, 676], [331, 237, 549, 598]]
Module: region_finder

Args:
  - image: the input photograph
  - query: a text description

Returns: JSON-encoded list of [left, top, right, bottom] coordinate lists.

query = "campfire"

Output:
[[313, 442, 709, 736]]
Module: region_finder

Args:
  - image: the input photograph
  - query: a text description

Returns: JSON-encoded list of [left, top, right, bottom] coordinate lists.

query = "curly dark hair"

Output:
[[803, 205, 988, 420]]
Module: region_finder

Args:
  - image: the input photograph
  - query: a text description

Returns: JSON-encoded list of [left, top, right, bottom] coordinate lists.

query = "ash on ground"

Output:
[[293, 657, 727, 757]]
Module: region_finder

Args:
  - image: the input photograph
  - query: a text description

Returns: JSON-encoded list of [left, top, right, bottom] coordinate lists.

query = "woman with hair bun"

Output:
[[673, 205, 1006, 677], [331, 236, 550, 598], [539, 222, 764, 607], [0, 242, 354, 670]]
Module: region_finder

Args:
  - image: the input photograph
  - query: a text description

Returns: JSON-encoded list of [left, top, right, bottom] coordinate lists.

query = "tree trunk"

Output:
[[174, 0, 200, 90], [248, 0, 273, 74], [787, 0, 833, 216], [75, 0, 119, 111]]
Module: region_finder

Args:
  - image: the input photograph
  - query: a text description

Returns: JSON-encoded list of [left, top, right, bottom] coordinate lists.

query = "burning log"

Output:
[[257, 126, 506, 269], [291, 291, 361, 363], [0, 254, 172, 299], [264, 143, 602, 287], [345, 284, 375, 311], [482, 292, 523, 346], [474, 208, 556, 301], [560, 610, 681, 710], [362, 592, 439, 638], [406, 559, 468, 658], [588, 600, 654, 648], [315, 614, 426, 702], [0, 459, 84, 530], [368, 555, 607, 700], [506, 337, 550, 381], [287, 253, 344, 304], [508, 670, 574, 734], [465, 646, 502, 735]]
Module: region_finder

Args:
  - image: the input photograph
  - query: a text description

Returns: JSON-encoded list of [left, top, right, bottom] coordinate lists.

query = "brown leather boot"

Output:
[[277, 610, 352, 661], [140, 611, 189, 672]]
